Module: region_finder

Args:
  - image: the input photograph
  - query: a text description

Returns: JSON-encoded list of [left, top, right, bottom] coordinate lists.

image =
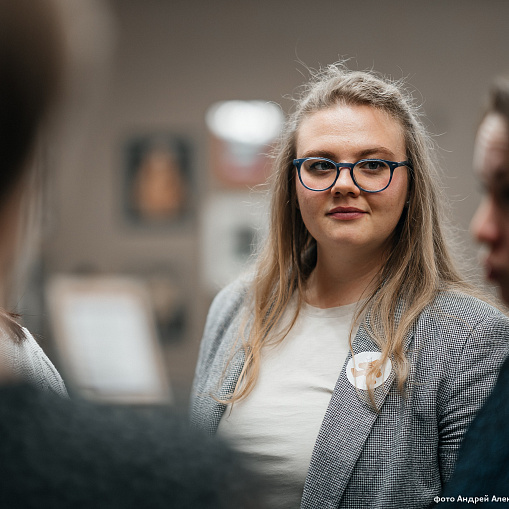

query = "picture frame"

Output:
[[46, 274, 173, 404], [122, 133, 193, 228], [201, 191, 270, 292]]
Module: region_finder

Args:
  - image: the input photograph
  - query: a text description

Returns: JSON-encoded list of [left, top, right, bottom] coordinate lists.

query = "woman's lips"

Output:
[[327, 207, 366, 220]]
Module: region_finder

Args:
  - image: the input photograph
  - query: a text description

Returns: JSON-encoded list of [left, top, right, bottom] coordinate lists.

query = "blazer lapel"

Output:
[[301, 321, 415, 508]]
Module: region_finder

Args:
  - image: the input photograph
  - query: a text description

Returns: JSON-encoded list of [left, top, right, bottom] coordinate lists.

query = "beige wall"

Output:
[[40, 0, 509, 405]]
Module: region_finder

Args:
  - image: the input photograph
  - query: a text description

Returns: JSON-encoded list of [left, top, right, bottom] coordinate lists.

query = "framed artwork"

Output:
[[46, 275, 173, 404], [201, 192, 270, 292], [123, 133, 193, 228]]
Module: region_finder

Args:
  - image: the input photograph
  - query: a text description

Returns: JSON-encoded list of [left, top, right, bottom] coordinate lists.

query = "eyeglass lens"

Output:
[[299, 158, 391, 192]]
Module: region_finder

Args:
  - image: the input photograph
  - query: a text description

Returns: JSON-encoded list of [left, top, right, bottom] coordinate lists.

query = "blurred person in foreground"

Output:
[[0, 1, 263, 508], [0, 0, 67, 397], [440, 79, 509, 505]]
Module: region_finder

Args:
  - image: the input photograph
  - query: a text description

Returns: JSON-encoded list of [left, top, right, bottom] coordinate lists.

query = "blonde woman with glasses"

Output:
[[191, 64, 509, 509]]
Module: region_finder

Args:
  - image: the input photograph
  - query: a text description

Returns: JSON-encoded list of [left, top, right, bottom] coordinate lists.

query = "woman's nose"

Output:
[[330, 167, 360, 196], [471, 197, 501, 246]]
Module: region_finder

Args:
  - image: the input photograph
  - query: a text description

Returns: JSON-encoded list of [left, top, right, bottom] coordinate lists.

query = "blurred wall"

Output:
[[40, 0, 509, 405]]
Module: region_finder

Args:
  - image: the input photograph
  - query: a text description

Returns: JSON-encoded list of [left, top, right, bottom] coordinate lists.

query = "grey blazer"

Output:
[[190, 279, 509, 509]]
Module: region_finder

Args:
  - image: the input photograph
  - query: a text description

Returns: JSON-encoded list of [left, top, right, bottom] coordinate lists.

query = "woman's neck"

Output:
[[304, 247, 382, 308]]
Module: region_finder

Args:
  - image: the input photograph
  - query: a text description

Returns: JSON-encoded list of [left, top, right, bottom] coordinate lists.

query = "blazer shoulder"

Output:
[[192, 277, 250, 392], [204, 277, 251, 336], [427, 290, 508, 326], [210, 276, 251, 310], [416, 290, 509, 358]]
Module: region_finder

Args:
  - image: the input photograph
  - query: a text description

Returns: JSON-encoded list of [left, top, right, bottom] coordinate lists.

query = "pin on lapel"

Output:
[[346, 351, 392, 390]]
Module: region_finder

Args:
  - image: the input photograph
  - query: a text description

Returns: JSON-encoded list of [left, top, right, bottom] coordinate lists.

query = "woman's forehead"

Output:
[[295, 103, 405, 156], [474, 113, 509, 180]]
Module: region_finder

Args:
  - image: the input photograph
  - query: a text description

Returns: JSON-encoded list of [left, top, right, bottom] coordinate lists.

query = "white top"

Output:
[[217, 299, 361, 509]]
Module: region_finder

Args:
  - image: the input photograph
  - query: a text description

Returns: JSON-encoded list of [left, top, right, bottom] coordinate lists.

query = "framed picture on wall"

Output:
[[46, 274, 173, 404], [122, 133, 193, 228], [201, 191, 270, 293]]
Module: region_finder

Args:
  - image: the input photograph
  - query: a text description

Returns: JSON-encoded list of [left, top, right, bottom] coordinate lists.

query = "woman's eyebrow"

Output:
[[299, 150, 337, 160], [356, 146, 397, 159]]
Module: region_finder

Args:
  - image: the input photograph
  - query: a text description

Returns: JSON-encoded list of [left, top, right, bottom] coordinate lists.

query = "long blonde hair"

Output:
[[228, 64, 477, 404]]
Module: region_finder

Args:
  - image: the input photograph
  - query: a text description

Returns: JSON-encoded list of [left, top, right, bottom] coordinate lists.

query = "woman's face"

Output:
[[471, 113, 509, 303], [295, 103, 409, 260]]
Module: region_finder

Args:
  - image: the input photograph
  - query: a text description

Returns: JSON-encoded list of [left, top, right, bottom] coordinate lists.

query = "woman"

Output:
[[441, 78, 509, 504], [191, 64, 509, 509], [0, 0, 66, 397]]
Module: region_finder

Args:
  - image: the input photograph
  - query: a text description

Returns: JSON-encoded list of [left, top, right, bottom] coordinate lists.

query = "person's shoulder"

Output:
[[418, 289, 509, 355], [205, 275, 252, 327], [0, 383, 263, 509], [197, 276, 253, 361], [211, 274, 252, 307], [18, 328, 68, 396], [429, 289, 507, 324], [0, 325, 67, 397], [63, 400, 265, 508]]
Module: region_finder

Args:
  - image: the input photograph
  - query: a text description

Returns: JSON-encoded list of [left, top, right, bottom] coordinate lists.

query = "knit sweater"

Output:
[[0, 382, 264, 509]]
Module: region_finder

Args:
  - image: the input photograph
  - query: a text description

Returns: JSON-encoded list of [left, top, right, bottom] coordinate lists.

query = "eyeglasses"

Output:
[[293, 157, 412, 193]]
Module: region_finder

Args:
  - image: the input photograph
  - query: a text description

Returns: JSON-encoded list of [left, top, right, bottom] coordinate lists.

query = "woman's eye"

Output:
[[309, 160, 335, 172], [359, 160, 386, 171]]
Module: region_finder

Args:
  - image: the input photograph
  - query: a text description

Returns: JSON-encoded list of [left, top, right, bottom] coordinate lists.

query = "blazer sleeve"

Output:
[[441, 355, 509, 500], [190, 279, 248, 413], [437, 311, 509, 482]]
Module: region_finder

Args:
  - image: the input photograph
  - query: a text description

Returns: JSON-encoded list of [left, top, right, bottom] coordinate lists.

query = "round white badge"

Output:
[[346, 351, 392, 390]]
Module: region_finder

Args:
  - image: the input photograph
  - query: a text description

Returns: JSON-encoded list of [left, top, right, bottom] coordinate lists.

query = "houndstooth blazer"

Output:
[[190, 278, 509, 509]]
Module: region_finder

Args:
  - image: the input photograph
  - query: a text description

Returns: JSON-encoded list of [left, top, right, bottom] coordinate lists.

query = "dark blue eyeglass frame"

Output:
[[293, 157, 413, 193]]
